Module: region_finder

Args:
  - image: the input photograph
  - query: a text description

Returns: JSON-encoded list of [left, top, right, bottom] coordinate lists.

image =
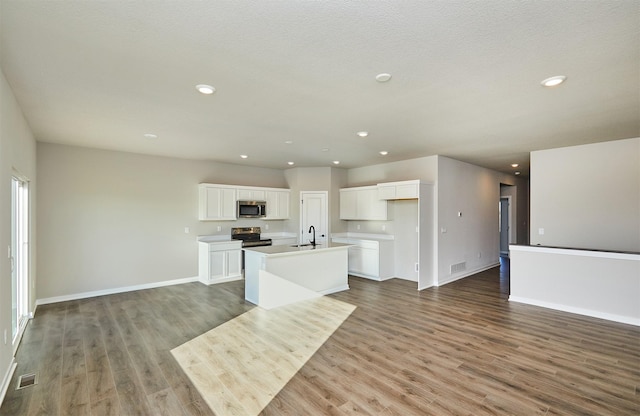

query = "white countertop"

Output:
[[197, 235, 234, 243], [243, 242, 352, 256], [331, 232, 395, 241]]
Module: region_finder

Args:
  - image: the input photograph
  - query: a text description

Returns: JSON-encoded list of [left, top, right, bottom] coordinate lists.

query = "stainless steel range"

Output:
[[231, 227, 272, 247]]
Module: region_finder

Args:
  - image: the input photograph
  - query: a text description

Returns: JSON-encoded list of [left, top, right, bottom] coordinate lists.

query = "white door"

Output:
[[300, 191, 328, 246]]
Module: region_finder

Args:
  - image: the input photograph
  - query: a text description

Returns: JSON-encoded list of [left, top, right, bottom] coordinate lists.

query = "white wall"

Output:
[[530, 138, 640, 252], [346, 154, 527, 286], [510, 246, 640, 326], [283, 167, 348, 238], [437, 157, 501, 284], [0, 69, 37, 399], [36, 143, 288, 300]]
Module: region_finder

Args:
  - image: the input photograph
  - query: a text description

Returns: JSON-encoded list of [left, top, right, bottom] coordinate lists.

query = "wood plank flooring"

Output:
[[172, 296, 356, 415], [2, 260, 639, 415]]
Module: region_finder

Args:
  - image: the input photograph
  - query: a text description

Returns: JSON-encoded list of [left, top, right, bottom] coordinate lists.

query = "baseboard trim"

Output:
[[436, 262, 500, 286], [509, 296, 640, 327], [36, 276, 200, 306], [0, 359, 17, 407], [320, 284, 350, 295]]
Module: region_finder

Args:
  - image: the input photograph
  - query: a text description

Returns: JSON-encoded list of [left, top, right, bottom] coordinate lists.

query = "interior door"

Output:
[[300, 191, 328, 246]]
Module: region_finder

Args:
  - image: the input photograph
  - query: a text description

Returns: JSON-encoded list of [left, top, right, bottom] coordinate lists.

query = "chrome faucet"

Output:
[[308, 225, 316, 247]]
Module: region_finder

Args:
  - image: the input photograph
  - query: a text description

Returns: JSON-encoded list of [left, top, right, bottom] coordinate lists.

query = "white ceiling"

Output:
[[1, 1, 638, 175]]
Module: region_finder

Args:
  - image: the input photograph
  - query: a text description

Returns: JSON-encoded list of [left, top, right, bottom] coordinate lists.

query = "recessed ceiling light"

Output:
[[287, 161, 295, 166], [321, 148, 330, 152], [375, 73, 392, 83], [284, 140, 293, 144], [240, 154, 248, 159], [356, 131, 368, 138], [511, 163, 519, 168], [515, 171, 521, 175], [541, 76, 566, 87], [143, 133, 158, 139], [379, 151, 389, 155], [333, 161, 340, 165], [196, 84, 216, 94]]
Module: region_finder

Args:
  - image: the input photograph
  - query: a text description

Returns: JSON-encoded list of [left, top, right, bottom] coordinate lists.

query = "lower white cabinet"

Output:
[[198, 241, 243, 285], [332, 238, 394, 280]]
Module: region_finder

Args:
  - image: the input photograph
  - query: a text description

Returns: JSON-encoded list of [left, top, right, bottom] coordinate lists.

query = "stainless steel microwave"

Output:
[[237, 200, 267, 218]]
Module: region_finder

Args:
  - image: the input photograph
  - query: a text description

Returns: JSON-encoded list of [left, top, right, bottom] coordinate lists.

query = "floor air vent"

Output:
[[16, 373, 37, 390], [450, 262, 466, 275]]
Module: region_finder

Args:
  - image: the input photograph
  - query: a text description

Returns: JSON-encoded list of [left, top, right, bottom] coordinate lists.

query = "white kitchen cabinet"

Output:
[[198, 184, 237, 221], [237, 187, 266, 201], [378, 180, 420, 200], [339, 186, 387, 220], [331, 237, 394, 280], [265, 190, 290, 220], [198, 240, 243, 285]]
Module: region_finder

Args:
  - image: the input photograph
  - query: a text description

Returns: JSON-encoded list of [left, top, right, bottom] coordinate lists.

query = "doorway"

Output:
[[300, 191, 328, 246], [499, 196, 511, 257], [11, 175, 30, 349]]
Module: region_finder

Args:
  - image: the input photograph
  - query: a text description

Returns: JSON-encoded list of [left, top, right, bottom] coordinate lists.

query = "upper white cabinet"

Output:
[[265, 190, 290, 220], [199, 184, 237, 221], [339, 186, 387, 220], [199, 183, 290, 221], [237, 187, 266, 201], [377, 180, 420, 200]]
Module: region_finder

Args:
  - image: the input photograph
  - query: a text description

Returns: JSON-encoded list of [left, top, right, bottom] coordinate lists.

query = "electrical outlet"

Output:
[[478, 252, 482, 259], [538, 228, 545, 235], [184, 227, 190, 234], [415, 263, 419, 272], [265, 224, 269, 230], [356, 224, 360, 230], [382, 225, 386, 231], [217, 226, 221, 232]]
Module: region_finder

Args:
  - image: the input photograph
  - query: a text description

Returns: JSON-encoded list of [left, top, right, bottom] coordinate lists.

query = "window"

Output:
[[11, 175, 30, 347]]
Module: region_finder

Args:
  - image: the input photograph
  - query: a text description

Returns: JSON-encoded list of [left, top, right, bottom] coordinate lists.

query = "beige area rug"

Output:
[[171, 296, 356, 415]]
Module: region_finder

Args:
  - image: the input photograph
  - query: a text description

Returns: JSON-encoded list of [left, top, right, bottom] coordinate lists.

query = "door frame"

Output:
[[499, 195, 513, 256], [299, 191, 329, 245]]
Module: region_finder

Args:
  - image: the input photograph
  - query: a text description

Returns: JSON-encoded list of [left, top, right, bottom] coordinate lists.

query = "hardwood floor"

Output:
[[2, 262, 639, 415]]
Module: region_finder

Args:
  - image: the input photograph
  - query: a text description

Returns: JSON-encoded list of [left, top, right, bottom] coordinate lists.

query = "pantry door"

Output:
[[300, 191, 328, 246]]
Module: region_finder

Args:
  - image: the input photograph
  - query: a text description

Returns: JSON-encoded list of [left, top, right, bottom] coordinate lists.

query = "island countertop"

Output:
[[242, 242, 352, 256]]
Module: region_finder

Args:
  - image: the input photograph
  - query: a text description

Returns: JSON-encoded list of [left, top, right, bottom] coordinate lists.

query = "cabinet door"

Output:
[[226, 250, 242, 278], [358, 188, 387, 220], [238, 188, 266, 201], [378, 185, 396, 200], [265, 190, 289, 219], [209, 251, 226, 280], [277, 191, 289, 219], [220, 188, 237, 220], [359, 247, 380, 277], [200, 186, 237, 221], [347, 246, 364, 274], [340, 190, 358, 219]]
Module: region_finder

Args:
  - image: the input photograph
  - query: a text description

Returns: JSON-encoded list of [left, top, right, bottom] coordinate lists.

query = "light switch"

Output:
[[538, 228, 545, 235]]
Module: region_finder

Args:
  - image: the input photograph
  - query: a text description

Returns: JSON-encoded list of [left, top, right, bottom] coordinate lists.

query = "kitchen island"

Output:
[[243, 242, 351, 309]]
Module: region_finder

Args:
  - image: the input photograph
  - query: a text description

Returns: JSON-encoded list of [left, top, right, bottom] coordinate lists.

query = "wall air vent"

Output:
[[450, 262, 466, 275]]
